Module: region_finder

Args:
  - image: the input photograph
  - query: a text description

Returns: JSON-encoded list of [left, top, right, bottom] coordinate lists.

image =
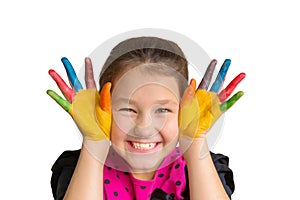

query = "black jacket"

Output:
[[51, 150, 234, 200]]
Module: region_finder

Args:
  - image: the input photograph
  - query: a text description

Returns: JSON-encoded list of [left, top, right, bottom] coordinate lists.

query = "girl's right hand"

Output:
[[47, 57, 112, 141]]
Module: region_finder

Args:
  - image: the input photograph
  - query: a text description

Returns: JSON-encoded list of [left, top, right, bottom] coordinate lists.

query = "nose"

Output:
[[133, 112, 157, 138]]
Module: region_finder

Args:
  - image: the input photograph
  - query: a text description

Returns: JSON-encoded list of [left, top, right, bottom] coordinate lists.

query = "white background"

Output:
[[0, 0, 299, 199]]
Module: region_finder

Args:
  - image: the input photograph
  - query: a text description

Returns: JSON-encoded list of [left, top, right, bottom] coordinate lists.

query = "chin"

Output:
[[114, 141, 178, 173], [125, 151, 165, 173]]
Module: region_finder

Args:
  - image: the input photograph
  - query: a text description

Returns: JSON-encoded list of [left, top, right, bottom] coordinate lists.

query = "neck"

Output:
[[132, 171, 155, 180]]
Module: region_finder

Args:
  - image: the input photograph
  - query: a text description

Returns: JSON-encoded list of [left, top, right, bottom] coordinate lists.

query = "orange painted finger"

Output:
[[180, 78, 196, 107], [100, 82, 112, 112]]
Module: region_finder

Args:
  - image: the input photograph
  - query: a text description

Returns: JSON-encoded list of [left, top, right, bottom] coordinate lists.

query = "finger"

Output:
[[100, 82, 112, 112], [61, 57, 83, 92], [198, 59, 217, 90], [218, 72, 246, 103], [47, 89, 72, 113], [48, 69, 75, 102], [180, 79, 196, 107], [220, 91, 244, 112], [85, 57, 96, 89], [210, 59, 231, 93]]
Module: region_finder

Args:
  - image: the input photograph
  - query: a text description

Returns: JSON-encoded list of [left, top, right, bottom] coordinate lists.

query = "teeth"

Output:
[[131, 142, 156, 150]]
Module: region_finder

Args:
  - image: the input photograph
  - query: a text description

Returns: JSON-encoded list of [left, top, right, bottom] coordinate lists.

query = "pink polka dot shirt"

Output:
[[103, 147, 186, 200]]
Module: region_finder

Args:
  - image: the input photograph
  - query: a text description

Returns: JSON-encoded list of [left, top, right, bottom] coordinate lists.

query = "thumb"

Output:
[[180, 79, 196, 107], [100, 82, 112, 112]]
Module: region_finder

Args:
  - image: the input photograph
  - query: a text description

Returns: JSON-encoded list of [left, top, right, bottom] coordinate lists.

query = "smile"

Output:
[[131, 142, 156, 150], [127, 141, 162, 153]]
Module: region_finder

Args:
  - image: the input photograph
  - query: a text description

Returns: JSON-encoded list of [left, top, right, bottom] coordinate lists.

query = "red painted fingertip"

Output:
[[48, 69, 55, 75], [239, 72, 246, 79]]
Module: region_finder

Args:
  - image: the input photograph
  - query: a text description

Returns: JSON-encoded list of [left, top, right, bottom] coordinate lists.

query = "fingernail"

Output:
[[190, 79, 196, 91]]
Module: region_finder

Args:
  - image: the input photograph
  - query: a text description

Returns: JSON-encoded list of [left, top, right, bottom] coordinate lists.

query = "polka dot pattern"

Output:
[[176, 180, 182, 186], [103, 147, 186, 199]]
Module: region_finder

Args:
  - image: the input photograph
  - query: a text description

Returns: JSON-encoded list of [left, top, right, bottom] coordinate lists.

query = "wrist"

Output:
[[180, 135, 210, 163], [82, 138, 110, 164]]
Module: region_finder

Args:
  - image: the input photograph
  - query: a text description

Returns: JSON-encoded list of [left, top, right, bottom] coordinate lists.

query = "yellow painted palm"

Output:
[[179, 59, 245, 138], [47, 57, 111, 141]]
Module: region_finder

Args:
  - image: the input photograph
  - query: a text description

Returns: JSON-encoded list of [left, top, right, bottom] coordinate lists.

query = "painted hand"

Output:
[[179, 59, 245, 139], [47, 57, 111, 141]]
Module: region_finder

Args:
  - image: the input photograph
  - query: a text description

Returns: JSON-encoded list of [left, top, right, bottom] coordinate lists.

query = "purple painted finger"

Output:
[[85, 57, 96, 89], [198, 59, 217, 90]]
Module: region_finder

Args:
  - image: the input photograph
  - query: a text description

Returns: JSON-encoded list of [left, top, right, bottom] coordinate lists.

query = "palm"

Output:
[[47, 57, 112, 141], [179, 59, 245, 138]]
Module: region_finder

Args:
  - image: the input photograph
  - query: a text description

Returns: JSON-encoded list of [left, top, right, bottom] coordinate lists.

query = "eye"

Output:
[[119, 108, 137, 113], [155, 108, 171, 113]]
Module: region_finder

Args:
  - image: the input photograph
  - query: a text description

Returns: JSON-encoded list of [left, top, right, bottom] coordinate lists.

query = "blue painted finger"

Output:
[[210, 59, 231, 93], [61, 57, 83, 92]]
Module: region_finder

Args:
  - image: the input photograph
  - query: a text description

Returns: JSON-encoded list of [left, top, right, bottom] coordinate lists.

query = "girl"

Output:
[[48, 36, 245, 199]]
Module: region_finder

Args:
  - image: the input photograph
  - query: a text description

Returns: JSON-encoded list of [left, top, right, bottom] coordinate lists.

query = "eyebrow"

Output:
[[115, 98, 178, 105]]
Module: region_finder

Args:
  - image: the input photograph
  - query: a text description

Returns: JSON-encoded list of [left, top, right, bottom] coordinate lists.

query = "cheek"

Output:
[[110, 119, 126, 145], [160, 115, 179, 142], [112, 112, 136, 134], [111, 112, 179, 142]]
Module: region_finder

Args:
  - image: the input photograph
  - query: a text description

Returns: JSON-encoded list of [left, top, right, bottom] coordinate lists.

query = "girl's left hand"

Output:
[[179, 59, 246, 139]]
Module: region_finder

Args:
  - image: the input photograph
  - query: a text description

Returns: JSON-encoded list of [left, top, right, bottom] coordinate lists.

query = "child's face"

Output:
[[110, 65, 181, 172]]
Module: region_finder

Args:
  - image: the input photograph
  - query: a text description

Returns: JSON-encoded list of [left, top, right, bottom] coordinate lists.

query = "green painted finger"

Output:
[[47, 90, 71, 113], [220, 91, 244, 112]]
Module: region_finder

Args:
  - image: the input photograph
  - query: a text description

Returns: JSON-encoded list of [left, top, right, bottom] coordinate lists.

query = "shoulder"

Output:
[[51, 149, 81, 200]]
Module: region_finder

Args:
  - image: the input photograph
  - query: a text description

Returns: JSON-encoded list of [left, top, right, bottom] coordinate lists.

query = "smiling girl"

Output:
[[48, 36, 245, 199]]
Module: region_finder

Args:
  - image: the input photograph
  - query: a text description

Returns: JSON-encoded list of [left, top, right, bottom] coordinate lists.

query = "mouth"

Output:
[[126, 141, 162, 153]]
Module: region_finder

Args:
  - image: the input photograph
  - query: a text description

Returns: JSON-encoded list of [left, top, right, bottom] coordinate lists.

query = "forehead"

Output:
[[112, 64, 181, 101]]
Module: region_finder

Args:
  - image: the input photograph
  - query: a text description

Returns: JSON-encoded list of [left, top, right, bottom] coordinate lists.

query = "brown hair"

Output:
[[99, 37, 188, 95]]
